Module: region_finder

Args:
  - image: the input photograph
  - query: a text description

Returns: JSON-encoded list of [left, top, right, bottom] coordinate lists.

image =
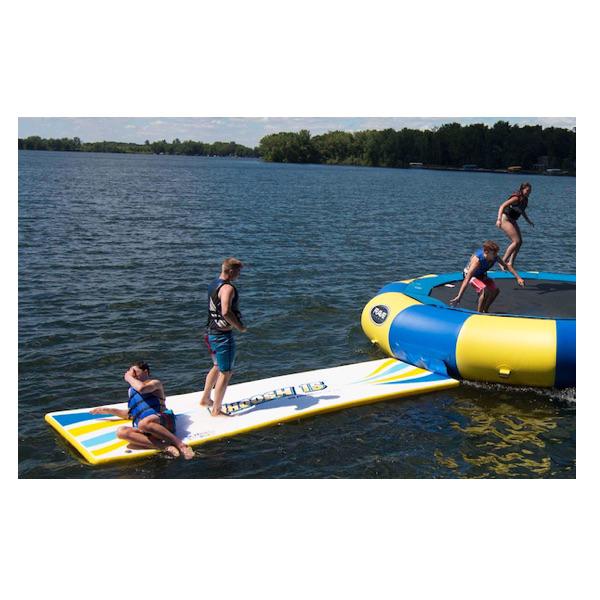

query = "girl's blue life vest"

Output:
[[464, 248, 498, 279], [128, 387, 163, 428]]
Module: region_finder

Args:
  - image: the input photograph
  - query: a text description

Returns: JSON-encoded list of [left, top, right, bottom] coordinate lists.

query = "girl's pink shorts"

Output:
[[469, 276, 497, 294]]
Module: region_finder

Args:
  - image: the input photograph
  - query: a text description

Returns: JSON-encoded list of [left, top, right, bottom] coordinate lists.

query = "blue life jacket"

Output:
[[470, 248, 497, 278], [128, 387, 162, 427]]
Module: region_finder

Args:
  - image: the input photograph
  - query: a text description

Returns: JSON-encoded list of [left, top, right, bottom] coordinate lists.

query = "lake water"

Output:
[[18, 151, 576, 478]]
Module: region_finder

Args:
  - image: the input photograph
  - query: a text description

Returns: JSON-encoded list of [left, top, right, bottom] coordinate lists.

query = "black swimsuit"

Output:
[[503, 194, 528, 221]]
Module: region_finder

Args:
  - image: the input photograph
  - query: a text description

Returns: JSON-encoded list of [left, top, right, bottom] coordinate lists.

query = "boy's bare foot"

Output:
[[204, 403, 228, 417], [164, 445, 181, 458], [179, 444, 195, 460], [210, 405, 230, 417], [200, 399, 213, 408]]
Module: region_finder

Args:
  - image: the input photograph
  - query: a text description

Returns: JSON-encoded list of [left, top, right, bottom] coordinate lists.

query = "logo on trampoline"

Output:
[[370, 305, 389, 325]]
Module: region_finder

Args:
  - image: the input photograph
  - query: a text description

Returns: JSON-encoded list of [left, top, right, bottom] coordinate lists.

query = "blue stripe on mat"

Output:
[[81, 430, 119, 448], [52, 412, 110, 427]]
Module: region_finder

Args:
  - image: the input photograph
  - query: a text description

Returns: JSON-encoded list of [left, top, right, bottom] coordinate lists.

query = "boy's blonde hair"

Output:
[[222, 257, 243, 274]]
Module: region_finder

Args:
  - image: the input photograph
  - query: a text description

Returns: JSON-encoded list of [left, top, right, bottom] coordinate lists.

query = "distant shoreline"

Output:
[[257, 123, 576, 176], [407, 164, 573, 177], [18, 120, 577, 176], [18, 148, 574, 177], [18, 136, 259, 159], [18, 148, 256, 159]]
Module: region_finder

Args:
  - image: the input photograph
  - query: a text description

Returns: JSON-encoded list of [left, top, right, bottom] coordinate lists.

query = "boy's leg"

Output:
[[481, 280, 499, 313], [200, 334, 220, 406], [477, 290, 487, 312], [116, 426, 180, 457], [200, 364, 220, 406], [138, 416, 194, 459], [469, 277, 487, 312], [211, 371, 233, 416], [208, 331, 236, 416], [486, 288, 500, 312]]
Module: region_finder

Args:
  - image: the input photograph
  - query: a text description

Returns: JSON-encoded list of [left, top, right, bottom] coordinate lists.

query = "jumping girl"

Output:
[[496, 182, 535, 268]]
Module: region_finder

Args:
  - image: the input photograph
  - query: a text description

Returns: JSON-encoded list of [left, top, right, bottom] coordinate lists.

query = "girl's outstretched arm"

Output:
[[522, 209, 534, 226], [450, 257, 478, 305]]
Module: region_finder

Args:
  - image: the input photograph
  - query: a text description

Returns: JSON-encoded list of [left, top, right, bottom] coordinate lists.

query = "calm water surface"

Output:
[[18, 151, 576, 478]]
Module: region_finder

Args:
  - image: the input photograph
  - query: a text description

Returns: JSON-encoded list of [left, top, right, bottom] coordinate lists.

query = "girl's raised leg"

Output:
[[500, 216, 522, 266]]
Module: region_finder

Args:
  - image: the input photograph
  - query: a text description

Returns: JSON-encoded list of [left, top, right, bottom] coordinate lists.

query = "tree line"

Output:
[[18, 136, 259, 158], [258, 121, 576, 172], [18, 121, 576, 173]]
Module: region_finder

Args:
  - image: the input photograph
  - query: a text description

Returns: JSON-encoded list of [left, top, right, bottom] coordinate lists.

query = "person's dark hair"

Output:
[[132, 360, 150, 375], [518, 182, 532, 196]]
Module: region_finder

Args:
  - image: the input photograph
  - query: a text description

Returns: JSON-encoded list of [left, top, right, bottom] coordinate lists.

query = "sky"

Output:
[[17, 117, 576, 148]]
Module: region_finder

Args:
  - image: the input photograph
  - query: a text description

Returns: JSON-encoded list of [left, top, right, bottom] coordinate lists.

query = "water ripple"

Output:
[[18, 151, 576, 478]]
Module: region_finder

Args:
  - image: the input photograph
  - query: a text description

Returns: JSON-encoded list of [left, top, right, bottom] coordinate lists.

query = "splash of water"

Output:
[[462, 379, 575, 404]]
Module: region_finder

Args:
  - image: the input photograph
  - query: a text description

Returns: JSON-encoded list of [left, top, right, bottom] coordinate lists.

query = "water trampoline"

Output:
[[361, 272, 576, 388]]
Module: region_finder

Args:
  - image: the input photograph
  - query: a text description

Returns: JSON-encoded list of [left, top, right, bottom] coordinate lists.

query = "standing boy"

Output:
[[200, 258, 247, 416]]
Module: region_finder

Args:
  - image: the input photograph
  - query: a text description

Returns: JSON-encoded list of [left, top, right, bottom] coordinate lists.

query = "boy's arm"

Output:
[[124, 370, 162, 394], [90, 406, 130, 419], [220, 285, 247, 332]]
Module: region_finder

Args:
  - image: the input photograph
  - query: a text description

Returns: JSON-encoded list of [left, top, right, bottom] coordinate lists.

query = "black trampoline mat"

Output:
[[430, 278, 576, 318]]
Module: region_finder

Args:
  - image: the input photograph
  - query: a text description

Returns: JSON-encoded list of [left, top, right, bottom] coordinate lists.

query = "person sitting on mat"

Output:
[[91, 361, 194, 460], [450, 240, 525, 313]]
